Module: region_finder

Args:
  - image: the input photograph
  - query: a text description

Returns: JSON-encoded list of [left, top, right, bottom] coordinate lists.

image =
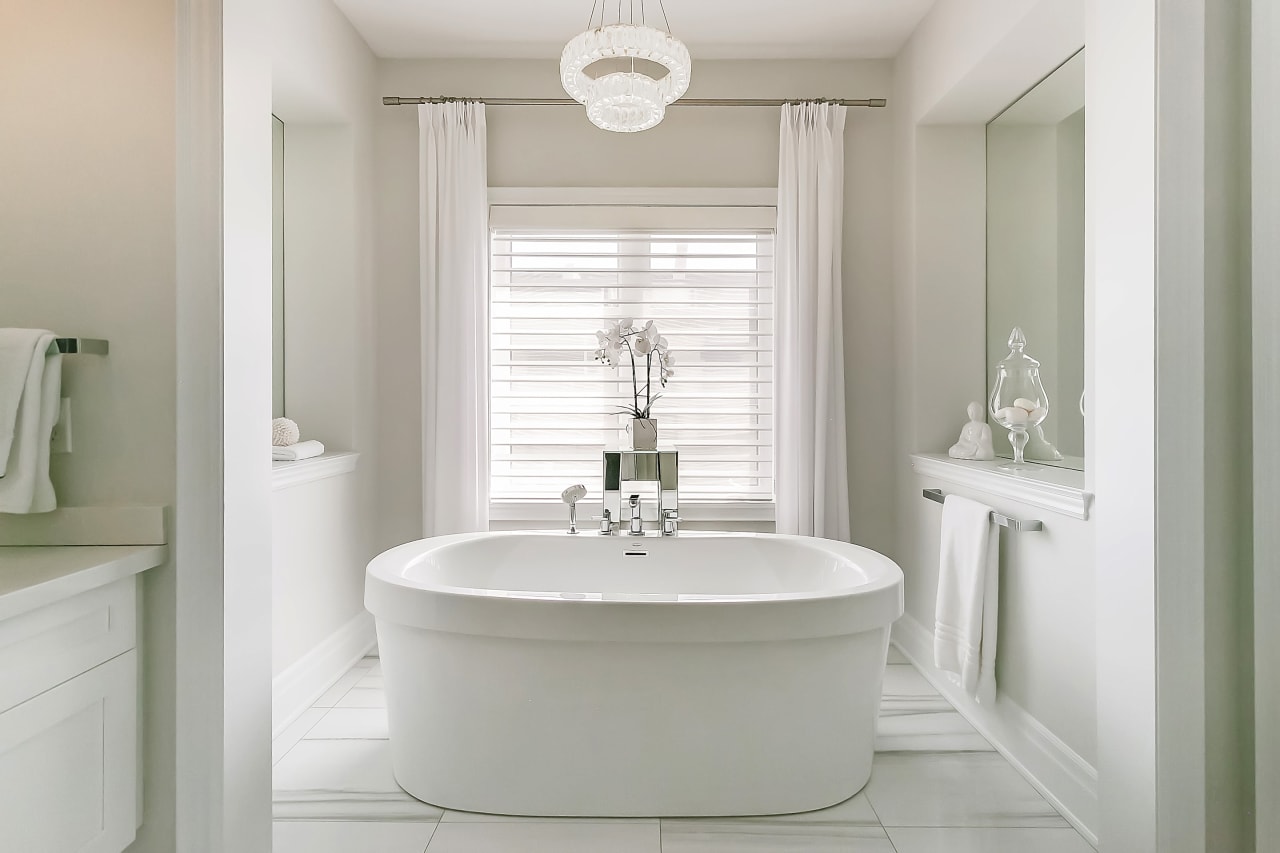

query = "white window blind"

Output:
[[490, 208, 775, 503]]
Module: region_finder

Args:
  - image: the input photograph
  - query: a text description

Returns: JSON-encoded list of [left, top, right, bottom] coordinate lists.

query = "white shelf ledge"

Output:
[[272, 451, 359, 491], [910, 453, 1092, 520]]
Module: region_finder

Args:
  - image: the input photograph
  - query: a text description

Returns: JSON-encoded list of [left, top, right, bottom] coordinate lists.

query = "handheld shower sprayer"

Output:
[[560, 484, 588, 534]]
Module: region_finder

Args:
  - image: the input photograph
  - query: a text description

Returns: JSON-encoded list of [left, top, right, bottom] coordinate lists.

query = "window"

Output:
[[489, 203, 775, 506]]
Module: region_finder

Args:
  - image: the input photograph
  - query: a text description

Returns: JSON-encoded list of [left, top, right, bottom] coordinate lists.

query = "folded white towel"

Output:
[[933, 494, 1000, 704], [0, 330, 61, 513], [272, 440, 325, 462]]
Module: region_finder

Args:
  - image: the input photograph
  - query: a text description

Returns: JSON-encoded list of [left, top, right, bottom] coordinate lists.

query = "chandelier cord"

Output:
[[656, 0, 672, 33], [586, 0, 599, 30]]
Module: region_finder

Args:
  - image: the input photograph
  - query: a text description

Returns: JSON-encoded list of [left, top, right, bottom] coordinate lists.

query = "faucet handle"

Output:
[[661, 508, 683, 536], [593, 509, 615, 535]]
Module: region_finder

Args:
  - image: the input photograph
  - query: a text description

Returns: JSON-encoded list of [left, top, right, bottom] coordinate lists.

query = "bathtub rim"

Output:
[[367, 529, 902, 602], [365, 531, 905, 643]]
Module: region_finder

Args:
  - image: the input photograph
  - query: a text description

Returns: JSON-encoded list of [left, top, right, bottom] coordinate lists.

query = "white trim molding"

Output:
[[892, 614, 1098, 845], [910, 453, 1092, 519], [488, 186, 778, 207], [271, 612, 377, 739], [271, 451, 360, 491]]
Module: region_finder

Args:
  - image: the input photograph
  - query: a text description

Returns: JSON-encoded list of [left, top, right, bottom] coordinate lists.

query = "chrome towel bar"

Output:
[[54, 338, 108, 355], [922, 488, 1043, 532]]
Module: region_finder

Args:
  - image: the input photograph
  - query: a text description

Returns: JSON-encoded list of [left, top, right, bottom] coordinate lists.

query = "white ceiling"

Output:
[[331, 0, 939, 60]]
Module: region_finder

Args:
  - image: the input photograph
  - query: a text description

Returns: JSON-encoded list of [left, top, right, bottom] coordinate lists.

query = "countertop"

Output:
[[0, 544, 168, 622]]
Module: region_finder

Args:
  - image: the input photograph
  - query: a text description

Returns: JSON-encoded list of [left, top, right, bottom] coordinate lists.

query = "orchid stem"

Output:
[[623, 336, 639, 416], [645, 352, 652, 416]]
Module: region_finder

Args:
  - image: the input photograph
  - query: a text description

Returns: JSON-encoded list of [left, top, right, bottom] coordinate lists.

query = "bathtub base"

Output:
[[377, 621, 889, 817]]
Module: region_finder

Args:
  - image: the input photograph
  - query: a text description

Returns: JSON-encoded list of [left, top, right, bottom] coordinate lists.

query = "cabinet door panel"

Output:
[[0, 651, 137, 853]]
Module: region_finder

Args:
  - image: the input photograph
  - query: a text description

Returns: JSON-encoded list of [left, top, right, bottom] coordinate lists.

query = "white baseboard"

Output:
[[271, 612, 376, 739], [892, 613, 1099, 846]]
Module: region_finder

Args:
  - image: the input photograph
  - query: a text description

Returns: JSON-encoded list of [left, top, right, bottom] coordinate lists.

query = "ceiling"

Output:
[[331, 0, 939, 60]]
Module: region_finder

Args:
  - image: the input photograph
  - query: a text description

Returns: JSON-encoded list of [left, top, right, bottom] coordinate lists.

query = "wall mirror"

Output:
[[272, 115, 285, 418], [986, 49, 1085, 470]]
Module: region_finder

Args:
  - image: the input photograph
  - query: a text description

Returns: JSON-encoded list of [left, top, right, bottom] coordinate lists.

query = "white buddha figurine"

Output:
[[949, 401, 996, 461]]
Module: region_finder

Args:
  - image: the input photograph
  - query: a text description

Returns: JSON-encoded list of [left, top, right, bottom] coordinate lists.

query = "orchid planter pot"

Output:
[[628, 418, 658, 451]]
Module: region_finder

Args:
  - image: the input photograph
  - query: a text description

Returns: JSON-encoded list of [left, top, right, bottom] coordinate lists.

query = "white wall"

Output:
[[272, 475, 369, 676], [270, 0, 381, 682], [0, 4, 179, 850], [888, 0, 1096, 837], [373, 59, 897, 553]]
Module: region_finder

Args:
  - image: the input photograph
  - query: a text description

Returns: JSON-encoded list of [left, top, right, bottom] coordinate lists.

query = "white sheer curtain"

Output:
[[419, 102, 490, 535], [775, 102, 852, 540]]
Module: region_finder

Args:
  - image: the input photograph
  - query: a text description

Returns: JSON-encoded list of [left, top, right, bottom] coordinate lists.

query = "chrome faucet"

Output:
[[661, 508, 682, 536], [628, 494, 645, 536], [597, 509, 615, 535]]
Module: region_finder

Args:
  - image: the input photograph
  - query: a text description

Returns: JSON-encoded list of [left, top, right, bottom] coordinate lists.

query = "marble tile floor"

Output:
[[273, 646, 1095, 852]]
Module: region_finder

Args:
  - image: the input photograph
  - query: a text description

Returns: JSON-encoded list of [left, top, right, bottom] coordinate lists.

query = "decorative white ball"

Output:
[[272, 417, 300, 447]]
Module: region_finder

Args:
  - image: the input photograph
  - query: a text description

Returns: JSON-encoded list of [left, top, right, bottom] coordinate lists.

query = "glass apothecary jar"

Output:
[[988, 327, 1050, 471]]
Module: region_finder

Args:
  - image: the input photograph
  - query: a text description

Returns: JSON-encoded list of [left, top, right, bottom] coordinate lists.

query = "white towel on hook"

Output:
[[933, 494, 1000, 704], [0, 329, 61, 513], [0, 329, 53, 477]]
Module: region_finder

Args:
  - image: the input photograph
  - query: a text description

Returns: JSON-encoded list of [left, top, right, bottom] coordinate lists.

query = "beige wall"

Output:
[[373, 58, 896, 553], [0, 3, 178, 851]]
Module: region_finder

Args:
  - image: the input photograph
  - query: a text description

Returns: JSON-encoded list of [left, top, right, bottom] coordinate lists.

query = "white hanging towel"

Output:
[[933, 494, 1000, 704], [0, 329, 61, 513]]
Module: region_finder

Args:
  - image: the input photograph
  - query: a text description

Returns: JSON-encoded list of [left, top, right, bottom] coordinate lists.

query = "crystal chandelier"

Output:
[[561, 1, 691, 133]]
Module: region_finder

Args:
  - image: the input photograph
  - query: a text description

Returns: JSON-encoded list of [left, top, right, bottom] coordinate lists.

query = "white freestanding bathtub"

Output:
[[365, 531, 904, 817]]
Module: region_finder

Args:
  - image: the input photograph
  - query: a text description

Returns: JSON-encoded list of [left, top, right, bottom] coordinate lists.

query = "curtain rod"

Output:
[[383, 96, 887, 108]]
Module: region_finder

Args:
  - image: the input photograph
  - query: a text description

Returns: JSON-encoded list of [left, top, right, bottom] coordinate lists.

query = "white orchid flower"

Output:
[[591, 318, 675, 409], [599, 325, 622, 347]]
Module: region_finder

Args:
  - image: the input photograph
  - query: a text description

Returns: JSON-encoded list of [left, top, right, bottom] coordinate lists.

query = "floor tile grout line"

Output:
[[420, 816, 440, 852], [271, 708, 331, 768]]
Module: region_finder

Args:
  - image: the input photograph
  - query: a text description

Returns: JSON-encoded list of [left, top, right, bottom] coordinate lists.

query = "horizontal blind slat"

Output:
[[490, 224, 775, 501]]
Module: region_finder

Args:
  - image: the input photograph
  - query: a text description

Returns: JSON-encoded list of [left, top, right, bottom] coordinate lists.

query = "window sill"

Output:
[[489, 499, 775, 524], [909, 453, 1092, 519], [271, 451, 359, 491]]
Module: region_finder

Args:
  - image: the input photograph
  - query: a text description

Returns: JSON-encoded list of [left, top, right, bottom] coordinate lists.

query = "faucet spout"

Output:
[[628, 494, 644, 536]]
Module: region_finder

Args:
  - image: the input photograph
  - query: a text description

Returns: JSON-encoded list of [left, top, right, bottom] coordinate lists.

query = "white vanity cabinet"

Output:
[[0, 546, 165, 853]]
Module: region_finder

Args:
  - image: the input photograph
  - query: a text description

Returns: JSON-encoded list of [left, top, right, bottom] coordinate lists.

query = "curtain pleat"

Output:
[[775, 102, 852, 540], [419, 102, 490, 535]]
